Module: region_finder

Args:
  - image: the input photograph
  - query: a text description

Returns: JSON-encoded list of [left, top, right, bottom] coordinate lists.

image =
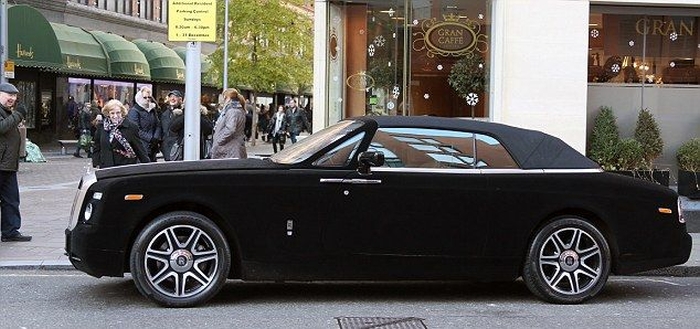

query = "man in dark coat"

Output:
[[160, 90, 183, 161], [0, 82, 31, 242], [127, 86, 161, 162], [285, 98, 309, 144]]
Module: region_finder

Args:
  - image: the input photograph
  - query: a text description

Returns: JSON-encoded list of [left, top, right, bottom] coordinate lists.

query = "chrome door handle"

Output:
[[320, 178, 382, 185]]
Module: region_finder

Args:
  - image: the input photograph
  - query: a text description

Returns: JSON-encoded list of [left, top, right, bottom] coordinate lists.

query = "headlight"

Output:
[[84, 203, 94, 221]]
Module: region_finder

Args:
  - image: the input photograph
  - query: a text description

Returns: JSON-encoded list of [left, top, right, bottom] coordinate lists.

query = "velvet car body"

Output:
[[65, 116, 691, 307]]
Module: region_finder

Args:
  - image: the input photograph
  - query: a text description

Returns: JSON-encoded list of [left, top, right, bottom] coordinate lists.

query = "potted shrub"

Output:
[[588, 106, 620, 170], [676, 138, 700, 199], [633, 108, 669, 186], [610, 138, 645, 178]]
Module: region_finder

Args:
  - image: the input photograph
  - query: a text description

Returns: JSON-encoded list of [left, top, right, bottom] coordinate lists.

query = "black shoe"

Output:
[[73, 153, 83, 158], [1, 233, 32, 242]]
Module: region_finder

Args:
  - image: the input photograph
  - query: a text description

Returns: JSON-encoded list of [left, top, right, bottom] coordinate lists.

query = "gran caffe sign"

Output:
[[413, 14, 489, 58]]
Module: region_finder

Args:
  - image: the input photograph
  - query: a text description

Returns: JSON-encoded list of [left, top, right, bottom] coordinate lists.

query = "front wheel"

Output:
[[130, 211, 231, 307], [523, 217, 611, 304]]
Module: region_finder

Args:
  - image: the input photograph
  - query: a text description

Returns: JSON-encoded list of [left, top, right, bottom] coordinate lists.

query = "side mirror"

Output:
[[357, 151, 384, 175]]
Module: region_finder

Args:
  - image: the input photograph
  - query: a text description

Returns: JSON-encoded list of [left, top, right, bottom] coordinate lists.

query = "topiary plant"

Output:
[[588, 106, 621, 170], [634, 108, 663, 169], [677, 138, 700, 172], [615, 138, 645, 170]]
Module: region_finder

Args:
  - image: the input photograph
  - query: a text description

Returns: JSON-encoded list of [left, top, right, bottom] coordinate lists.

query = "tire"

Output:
[[523, 216, 611, 304], [130, 211, 231, 307]]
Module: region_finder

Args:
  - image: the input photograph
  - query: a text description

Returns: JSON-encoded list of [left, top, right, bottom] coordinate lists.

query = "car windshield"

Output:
[[269, 120, 365, 164]]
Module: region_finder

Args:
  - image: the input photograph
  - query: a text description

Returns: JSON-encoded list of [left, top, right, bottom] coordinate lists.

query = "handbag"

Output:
[[202, 137, 213, 159], [169, 141, 183, 161], [78, 129, 92, 152]]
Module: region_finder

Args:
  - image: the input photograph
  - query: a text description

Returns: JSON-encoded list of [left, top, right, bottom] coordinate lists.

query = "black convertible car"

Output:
[[65, 116, 691, 307]]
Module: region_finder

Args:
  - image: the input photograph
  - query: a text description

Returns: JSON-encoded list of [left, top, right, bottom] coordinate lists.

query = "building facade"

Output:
[[5, 0, 218, 143], [312, 0, 700, 175]]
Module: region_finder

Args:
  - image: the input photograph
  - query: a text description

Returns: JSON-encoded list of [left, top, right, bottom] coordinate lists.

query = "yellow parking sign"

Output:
[[4, 60, 15, 79], [168, 0, 217, 42]]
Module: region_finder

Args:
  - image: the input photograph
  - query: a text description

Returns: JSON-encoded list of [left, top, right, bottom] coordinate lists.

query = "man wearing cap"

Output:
[[160, 90, 183, 161], [0, 82, 31, 242]]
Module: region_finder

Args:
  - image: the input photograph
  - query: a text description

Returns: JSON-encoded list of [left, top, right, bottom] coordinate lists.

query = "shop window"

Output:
[[330, 0, 490, 121], [589, 8, 700, 85]]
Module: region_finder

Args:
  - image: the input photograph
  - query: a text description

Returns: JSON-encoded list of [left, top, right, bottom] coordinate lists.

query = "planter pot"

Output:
[[610, 169, 670, 187], [678, 170, 700, 199]]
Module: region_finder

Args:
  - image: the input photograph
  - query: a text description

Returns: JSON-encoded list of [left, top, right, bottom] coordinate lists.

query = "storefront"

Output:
[[313, 0, 700, 174], [7, 4, 217, 143]]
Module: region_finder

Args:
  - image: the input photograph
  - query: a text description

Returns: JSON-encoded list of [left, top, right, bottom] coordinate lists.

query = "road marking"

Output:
[[19, 181, 78, 192], [0, 273, 88, 277]]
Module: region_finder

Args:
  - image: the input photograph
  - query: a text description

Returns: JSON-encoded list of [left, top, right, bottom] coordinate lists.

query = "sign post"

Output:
[[168, 0, 216, 160]]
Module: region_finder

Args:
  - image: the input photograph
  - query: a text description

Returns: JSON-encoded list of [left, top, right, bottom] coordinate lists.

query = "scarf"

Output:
[[273, 112, 285, 135], [104, 118, 136, 158]]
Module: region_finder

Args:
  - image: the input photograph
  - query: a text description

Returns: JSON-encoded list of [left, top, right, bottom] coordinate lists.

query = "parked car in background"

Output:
[[65, 116, 691, 307]]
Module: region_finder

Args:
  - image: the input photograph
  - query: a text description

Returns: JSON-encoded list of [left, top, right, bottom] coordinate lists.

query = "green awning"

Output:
[[90, 31, 151, 80], [50, 23, 109, 76], [8, 5, 63, 70], [132, 39, 185, 82], [173, 46, 217, 86]]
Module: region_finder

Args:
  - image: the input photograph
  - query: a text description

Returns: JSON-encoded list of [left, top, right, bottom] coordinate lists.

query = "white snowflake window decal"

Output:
[[437, 64, 443, 71], [423, 93, 430, 99], [590, 29, 600, 38], [628, 40, 635, 47], [392, 85, 401, 99], [466, 93, 479, 106], [478, 13, 484, 20], [670, 32, 678, 41], [374, 35, 386, 47], [670, 62, 676, 68], [387, 101, 395, 110], [611, 63, 621, 73], [368, 44, 375, 57]]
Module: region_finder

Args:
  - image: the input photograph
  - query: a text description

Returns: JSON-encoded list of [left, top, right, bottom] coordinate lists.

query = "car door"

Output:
[[320, 127, 492, 278]]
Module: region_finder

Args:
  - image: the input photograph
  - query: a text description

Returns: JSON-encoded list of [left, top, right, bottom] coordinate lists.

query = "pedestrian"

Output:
[[66, 95, 77, 132], [72, 102, 93, 158], [127, 86, 161, 162], [210, 88, 247, 159], [257, 104, 270, 142], [0, 82, 31, 242], [169, 105, 214, 160], [160, 90, 183, 161], [267, 105, 288, 153], [285, 97, 309, 144], [92, 99, 151, 168]]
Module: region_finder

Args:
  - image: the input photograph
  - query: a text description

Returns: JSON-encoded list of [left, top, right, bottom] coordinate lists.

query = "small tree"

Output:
[[677, 138, 700, 172], [588, 106, 621, 170], [448, 53, 487, 118], [634, 108, 663, 169], [615, 138, 645, 170]]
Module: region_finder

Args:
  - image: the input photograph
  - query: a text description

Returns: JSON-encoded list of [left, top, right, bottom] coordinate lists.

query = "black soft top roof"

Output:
[[362, 116, 600, 170]]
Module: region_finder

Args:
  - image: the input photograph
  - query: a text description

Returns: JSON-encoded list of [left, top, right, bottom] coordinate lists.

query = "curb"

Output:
[[1, 262, 699, 277]]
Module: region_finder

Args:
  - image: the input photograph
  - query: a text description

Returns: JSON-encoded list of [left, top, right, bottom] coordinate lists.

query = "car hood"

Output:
[[94, 158, 280, 180]]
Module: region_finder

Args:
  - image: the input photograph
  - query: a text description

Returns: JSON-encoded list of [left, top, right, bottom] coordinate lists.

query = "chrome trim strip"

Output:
[[372, 167, 482, 174], [371, 167, 603, 174], [345, 178, 382, 185], [320, 178, 345, 184], [320, 178, 382, 184], [68, 173, 97, 230]]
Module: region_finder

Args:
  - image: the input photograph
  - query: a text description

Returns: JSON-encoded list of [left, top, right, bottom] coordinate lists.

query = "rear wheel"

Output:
[[523, 216, 611, 304], [130, 211, 230, 307]]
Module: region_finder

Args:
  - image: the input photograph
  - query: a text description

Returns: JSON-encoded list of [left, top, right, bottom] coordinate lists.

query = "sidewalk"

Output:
[[1, 138, 699, 278]]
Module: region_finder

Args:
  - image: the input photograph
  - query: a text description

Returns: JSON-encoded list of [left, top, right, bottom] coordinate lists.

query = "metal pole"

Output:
[[184, 41, 202, 160], [223, 0, 229, 90], [0, 0, 8, 83]]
